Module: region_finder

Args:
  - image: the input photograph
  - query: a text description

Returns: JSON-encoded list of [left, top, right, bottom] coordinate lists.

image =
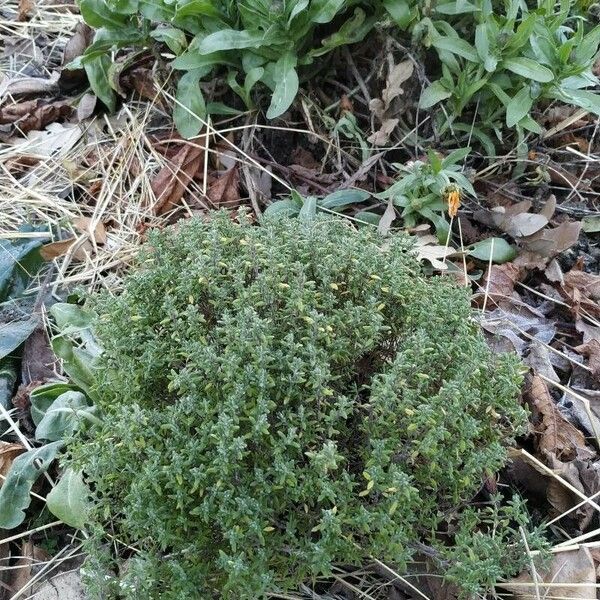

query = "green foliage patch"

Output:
[[69, 213, 533, 598], [75, 0, 600, 149]]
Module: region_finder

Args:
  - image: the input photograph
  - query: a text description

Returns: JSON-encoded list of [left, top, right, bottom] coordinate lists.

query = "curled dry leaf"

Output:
[[502, 548, 596, 600], [0, 99, 73, 135], [561, 268, 600, 319], [480, 262, 521, 299], [0, 442, 26, 482], [5, 541, 50, 598], [525, 375, 586, 460], [0, 71, 60, 97], [412, 235, 452, 270], [521, 221, 582, 258], [151, 141, 205, 216], [73, 216, 107, 245], [208, 166, 240, 207], [377, 199, 396, 236], [17, 0, 35, 21], [40, 238, 91, 261], [574, 339, 600, 378]]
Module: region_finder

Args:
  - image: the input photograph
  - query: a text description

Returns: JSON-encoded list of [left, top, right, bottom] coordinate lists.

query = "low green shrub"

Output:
[[70, 212, 533, 598]]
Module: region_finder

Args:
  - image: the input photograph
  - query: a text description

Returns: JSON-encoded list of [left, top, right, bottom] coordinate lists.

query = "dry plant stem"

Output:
[[0, 522, 62, 546], [371, 559, 431, 600], [519, 525, 542, 600], [546, 489, 600, 527]]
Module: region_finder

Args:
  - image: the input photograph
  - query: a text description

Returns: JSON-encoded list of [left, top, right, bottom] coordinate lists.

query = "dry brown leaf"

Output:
[[367, 118, 399, 146], [0, 72, 60, 97], [0, 442, 26, 483], [208, 166, 240, 207], [73, 216, 107, 244], [40, 238, 90, 261], [574, 339, 600, 378], [6, 541, 50, 598], [76, 93, 97, 122], [377, 199, 396, 236], [561, 267, 600, 319], [524, 342, 559, 383], [481, 263, 521, 298], [502, 548, 596, 600], [61, 22, 94, 65], [521, 221, 582, 258], [500, 212, 548, 237], [0, 99, 73, 134], [526, 375, 586, 460], [17, 0, 35, 21], [151, 142, 204, 216], [413, 235, 452, 270], [381, 60, 414, 109], [576, 319, 600, 344]]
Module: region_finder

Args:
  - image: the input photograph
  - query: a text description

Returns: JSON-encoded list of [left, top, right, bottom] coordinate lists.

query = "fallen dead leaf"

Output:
[[76, 93, 96, 122], [73, 216, 107, 244], [377, 199, 396, 236], [561, 267, 600, 319], [413, 235, 452, 270], [574, 339, 600, 378], [0, 98, 72, 134], [151, 141, 204, 216], [524, 342, 559, 383], [208, 166, 240, 207], [24, 122, 83, 157], [0, 442, 26, 483], [480, 262, 521, 299], [62, 23, 94, 65], [0, 72, 60, 97], [525, 375, 586, 460], [367, 118, 399, 146], [6, 541, 50, 598], [521, 221, 582, 258], [17, 0, 35, 21], [502, 547, 596, 600], [40, 238, 91, 261]]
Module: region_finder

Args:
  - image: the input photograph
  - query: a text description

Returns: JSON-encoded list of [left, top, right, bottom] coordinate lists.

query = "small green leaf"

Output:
[[263, 200, 301, 219], [35, 391, 97, 442], [0, 236, 46, 301], [319, 189, 370, 210], [84, 55, 116, 112], [354, 211, 381, 226], [431, 37, 478, 62], [506, 86, 533, 127], [197, 29, 279, 54], [502, 57, 554, 82], [150, 26, 188, 55], [441, 146, 471, 169], [299, 196, 317, 222], [51, 338, 97, 396], [30, 383, 80, 426], [50, 303, 94, 332], [311, 0, 346, 24], [173, 69, 206, 139], [467, 238, 516, 263], [47, 469, 90, 529], [419, 81, 452, 109], [266, 52, 299, 119], [382, 0, 413, 27], [79, 0, 128, 28], [0, 441, 64, 529]]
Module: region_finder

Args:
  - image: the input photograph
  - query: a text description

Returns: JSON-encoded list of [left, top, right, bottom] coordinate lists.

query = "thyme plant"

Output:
[[71, 213, 531, 599]]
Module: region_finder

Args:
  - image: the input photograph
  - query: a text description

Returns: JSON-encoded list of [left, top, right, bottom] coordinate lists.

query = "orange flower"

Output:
[[444, 185, 461, 218]]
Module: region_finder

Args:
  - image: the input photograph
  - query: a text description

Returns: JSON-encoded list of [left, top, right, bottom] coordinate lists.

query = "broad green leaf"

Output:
[[30, 383, 80, 426], [288, 0, 309, 25], [0, 236, 45, 301], [419, 80, 452, 109], [319, 189, 370, 210], [266, 52, 298, 119], [551, 88, 600, 116], [173, 69, 206, 139], [172, 50, 235, 70], [354, 211, 381, 226], [138, 0, 175, 21], [452, 122, 496, 157], [263, 200, 301, 219], [47, 469, 90, 529], [441, 146, 471, 169], [0, 314, 39, 361], [50, 303, 94, 332], [197, 29, 279, 54], [311, 0, 346, 24], [299, 196, 317, 222], [0, 441, 64, 529], [435, 1, 479, 14], [108, 0, 138, 14], [51, 338, 97, 396], [467, 238, 516, 263], [84, 55, 116, 112], [35, 391, 97, 442], [151, 26, 188, 54], [506, 86, 533, 127], [79, 0, 128, 28], [382, 0, 413, 28], [175, 0, 222, 19], [315, 9, 374, 56], [502, 57, 554, 82], [431, 37, 478, 62]]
